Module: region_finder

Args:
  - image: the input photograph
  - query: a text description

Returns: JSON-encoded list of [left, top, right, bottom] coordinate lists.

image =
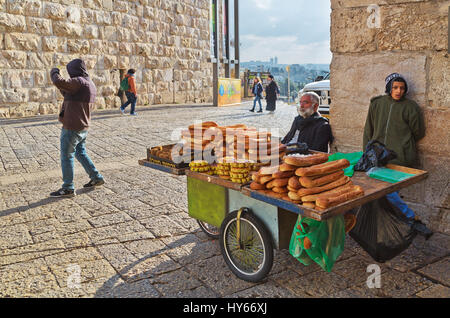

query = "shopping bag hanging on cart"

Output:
[[289, 215, 346, 272]]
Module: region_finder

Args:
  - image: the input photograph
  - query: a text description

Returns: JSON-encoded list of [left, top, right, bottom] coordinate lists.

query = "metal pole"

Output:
[[224, 0, 230, 78], [212, 0, 219, 106], [234, 0, 239, 79], [172, 68, 176, 104]]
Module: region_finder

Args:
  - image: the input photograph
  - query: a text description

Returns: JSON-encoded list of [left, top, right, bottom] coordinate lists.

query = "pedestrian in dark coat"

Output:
[[265, 75, 279, 113], [49, 59, 105, 197]]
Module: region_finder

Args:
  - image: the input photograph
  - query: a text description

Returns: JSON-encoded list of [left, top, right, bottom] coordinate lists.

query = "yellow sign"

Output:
[[218, 78, 241, 107]]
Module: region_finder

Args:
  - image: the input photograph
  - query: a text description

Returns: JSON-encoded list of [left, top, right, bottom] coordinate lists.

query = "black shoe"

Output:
[[411, 219, 434, 240], [249, 109, 254, 112], [83, 179, 105, 188], [257, 110, 263, 113], [50, 188, 75, 198]]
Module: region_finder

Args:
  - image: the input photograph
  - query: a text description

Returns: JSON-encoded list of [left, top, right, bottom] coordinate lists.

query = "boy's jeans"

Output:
[[60, 128, 103, 190], [120, 91, 137, 114], [386, 192, 415, 219]]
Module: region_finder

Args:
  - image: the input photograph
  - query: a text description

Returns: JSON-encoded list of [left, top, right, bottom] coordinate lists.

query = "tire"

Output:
[[197, 220, 220, 239], [219, 208, 274, 282]]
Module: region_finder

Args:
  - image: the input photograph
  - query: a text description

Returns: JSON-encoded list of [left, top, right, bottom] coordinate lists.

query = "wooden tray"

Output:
[[138, 159, 188, 175], [242, 164, 428, 221]]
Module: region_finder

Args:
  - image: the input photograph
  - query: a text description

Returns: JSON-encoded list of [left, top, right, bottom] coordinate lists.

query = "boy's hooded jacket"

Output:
[[363, 94, 425, 167], [51, 59, 97, 131]]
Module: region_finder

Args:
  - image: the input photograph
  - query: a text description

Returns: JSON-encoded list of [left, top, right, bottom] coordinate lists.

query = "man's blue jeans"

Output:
[[386, 192, 415, 219], [252, 95, 262, 111], [120, 91, 137, 114], [60, 128, 103, 190]]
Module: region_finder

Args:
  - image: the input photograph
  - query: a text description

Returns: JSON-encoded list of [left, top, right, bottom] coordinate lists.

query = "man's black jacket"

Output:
[[281, 112, 334, 152]]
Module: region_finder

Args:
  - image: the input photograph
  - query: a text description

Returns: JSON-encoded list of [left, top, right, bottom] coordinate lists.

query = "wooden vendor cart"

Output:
[[139, 158, 428, 282]]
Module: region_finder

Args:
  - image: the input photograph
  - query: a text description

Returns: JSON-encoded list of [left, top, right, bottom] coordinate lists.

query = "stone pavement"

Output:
[[0, 102, 448, 298]]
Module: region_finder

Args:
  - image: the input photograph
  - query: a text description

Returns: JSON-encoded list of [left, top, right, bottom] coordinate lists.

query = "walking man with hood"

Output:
[[50, 59, 105, 197]]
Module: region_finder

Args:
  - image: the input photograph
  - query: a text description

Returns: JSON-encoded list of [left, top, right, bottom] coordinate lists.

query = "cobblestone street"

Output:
[[0, 102, 448, 298]]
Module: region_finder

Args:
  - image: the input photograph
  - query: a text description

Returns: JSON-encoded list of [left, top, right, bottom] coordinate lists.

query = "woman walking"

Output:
[[265, 75, 280, 114], [249, 77, 263, 113]]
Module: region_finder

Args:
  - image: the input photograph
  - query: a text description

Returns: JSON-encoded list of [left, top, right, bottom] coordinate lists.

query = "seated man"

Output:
[[363, 72, 432, 239], [281, 92, 333, 153]]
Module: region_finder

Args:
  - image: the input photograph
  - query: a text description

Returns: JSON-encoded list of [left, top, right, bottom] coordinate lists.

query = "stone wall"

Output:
[[0, 0, 213, 118], [330, 0, 449, 233]]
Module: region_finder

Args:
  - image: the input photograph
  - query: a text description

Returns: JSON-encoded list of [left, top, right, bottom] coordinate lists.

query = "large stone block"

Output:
[[26, 17, 52, 35], [331, 1, 449, 53], [0, 12, 26, 32], [4, 33, 41, 52], [42, 36, 66, 52], [330, 52, 427, 117], [43, 2, 66, 20], [9, 102, 40, 117], [331, 0, 433, 9], [7, 0, 42, 17], [29, 88, 56, 103], [376, 2, 449, 52], [67, 39, 90, 54], [0, 50, 27, 68], [52, 21, 83, 37], [428, 52, 450, 109], [416, 108, 450, 157], [0, 89, 28, 103], [27, 52, 53, 69]]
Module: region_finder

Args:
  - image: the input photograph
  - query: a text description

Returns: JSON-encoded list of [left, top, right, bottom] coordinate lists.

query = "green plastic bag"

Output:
[[367, 167, 414, 183], [327, 152, 363, 177], [289, 214, 346, 272]]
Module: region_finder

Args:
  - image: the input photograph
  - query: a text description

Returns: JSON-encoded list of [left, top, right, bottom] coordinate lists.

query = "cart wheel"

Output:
[[219, 208, 273, 282], [197, 220, 220, 239]]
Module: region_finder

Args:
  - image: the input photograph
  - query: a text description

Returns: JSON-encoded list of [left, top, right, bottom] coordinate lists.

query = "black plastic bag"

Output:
[[354, 140, 397, 172], [285, 141, 309, 155], [349, 196, 417, 263]]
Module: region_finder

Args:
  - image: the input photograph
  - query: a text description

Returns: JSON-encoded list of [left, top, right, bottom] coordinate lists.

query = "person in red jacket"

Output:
[[119, 69, 138, 116]]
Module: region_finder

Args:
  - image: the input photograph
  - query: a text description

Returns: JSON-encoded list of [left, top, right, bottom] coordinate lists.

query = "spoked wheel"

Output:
[[197, 220, 220, 239], [219, 208, 273, 282]]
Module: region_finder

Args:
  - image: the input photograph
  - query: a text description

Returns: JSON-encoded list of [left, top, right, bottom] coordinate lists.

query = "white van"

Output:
[[299, 74, 331, 119]]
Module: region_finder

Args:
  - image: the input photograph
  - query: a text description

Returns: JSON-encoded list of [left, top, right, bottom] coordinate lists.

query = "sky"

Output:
[[238, 0, 332, 65]]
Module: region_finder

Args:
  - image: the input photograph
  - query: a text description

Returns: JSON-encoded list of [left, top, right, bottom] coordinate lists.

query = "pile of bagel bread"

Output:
[[181, 121, 286, 164], [250, 153, 364, 210]]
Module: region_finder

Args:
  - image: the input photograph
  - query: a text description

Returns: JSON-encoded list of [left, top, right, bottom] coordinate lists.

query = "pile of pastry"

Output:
[[250, 153, 364, 210], [180, 121, 285, 164]]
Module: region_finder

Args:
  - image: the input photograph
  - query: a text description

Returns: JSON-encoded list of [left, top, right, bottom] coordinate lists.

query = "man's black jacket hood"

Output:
[[67, 59, 89, 78]]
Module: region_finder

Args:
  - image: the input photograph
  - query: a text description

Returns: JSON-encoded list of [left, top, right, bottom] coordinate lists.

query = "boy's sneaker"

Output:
[[83, 178, 105, 188], [410, 219, 434, 240], [50, 188, 75, 198], [120, 108, 125, 115], [257, 110, 263, 113], [130, 112, 138, 116]]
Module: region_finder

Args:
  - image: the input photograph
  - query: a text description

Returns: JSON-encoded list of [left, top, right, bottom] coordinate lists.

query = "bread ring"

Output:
[[295, 159, 350, 177], [297, 175, 351, 197], [284, 153, 329, 167], [299, 170, 345, 188]]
